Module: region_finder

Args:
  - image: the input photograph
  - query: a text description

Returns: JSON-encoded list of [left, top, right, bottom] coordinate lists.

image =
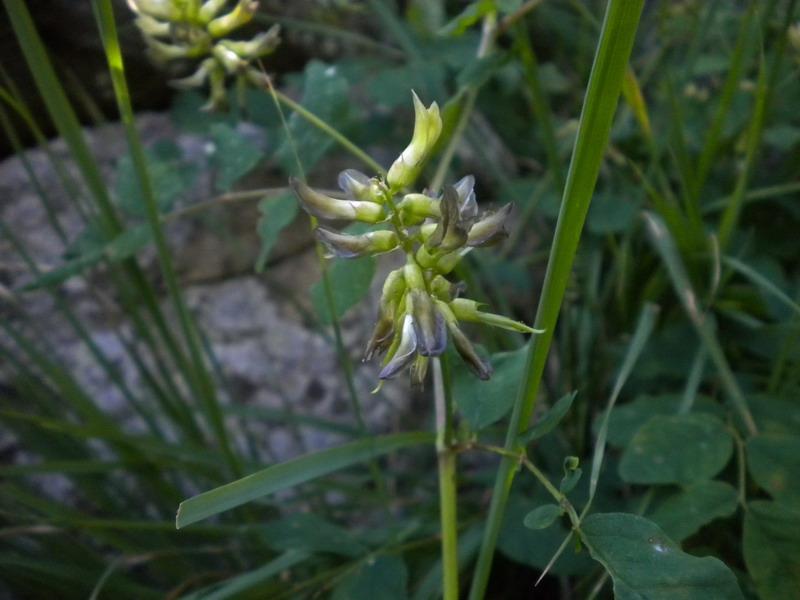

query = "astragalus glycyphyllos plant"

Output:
[[127, 0, 281, 109], [291, 92, 542, 386]]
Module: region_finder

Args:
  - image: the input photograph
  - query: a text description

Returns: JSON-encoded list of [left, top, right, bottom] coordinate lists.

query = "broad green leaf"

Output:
[[518, 391, 576, 444], [743, 500, 800, 600], [22, 225, 152, 291], [599, 394, 722, 448], [619, 413, 733, 485], [115, 140, 196, 216], [648, 480, 738, 542], [210, 122, 265, 192], [523, 504, 561, 530], [310, 257, 377, 326], [746, 433, 800, 505], [497, 492, 595, 576], [452, 343, 528, 430], [748, 394, 800, 436], [261, 513, 367, 557], [331, 556, 409, 600], [581, 513, 744, 600], [176, 431, 434, 528], [276, 60, 351, 176], [255, 193, 299, 272]]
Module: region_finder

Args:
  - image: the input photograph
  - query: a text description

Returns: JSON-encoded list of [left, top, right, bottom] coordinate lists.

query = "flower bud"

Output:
[[208, 0, 258, 38], [218, 26, 281, 60], [386, 92, 442, 190], [379, 315, 418, 379], [410, 355, 430, 385], [290, 177, 385, 222], [409, 289, 447, 357], [171, 58, 215, 89], [127, 0, 178, 21], [449, 324, 492, 380], [403, 260, 427, 290], [314, 227, 398, 258], [449, 298, 542, 334], [134, 14, 171, 37], [467, 204, 512, 247], [199, 0, 228, 22], [363, 314, 394, 362], [397, 193, 440, 221]]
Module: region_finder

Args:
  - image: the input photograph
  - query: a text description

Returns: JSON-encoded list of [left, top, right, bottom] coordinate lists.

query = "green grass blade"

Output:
[[176, 431, 435, 528], [468, 2, 644, 597], [643, 212, 758, 436]]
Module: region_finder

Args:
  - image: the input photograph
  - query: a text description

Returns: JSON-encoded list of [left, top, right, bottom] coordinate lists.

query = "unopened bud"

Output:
[[171, 58, 215, 89], [363, 314, 394, 361], [467, 204, 512, 247], [208, 0, 258, 38], [449, 324, 492, 380], [397, 193, 440, 222], [449, 298, 542, 334], [218, 26, 280, 60], [386, 92, 442, 190], [127, 0, 178, 21], [134, 14, 171, 37], [410, 354, 430, 385], [290, 177, 385, 222], [199, 0, 229, 22], [314, 227, 398, 258]]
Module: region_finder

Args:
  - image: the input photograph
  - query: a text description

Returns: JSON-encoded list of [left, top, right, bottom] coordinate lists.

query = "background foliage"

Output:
[[2, 1, 800, 598]]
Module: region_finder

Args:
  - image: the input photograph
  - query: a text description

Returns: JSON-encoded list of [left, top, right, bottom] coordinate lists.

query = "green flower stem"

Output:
[[272, 88, 385, 176], [434, 357, 459, 600], [468, 2, 644, 598]]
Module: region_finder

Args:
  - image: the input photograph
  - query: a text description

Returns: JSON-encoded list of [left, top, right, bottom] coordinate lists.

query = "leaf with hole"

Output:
[[581, 512, 744, 599], [619, 413, 733, 485]]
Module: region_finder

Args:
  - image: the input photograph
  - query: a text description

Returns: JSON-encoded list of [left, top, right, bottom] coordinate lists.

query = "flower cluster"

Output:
[[127, 0, 280, 110], [291, 92, 541, 384]]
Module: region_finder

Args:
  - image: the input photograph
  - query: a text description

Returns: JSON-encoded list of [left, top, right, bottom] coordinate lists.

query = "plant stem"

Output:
[[468, 1, 644, 597], [434, 357, 459, 600]]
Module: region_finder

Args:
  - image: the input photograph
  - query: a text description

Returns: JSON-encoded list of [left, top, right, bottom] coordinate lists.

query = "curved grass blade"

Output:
[[176, 431, 434, 528]]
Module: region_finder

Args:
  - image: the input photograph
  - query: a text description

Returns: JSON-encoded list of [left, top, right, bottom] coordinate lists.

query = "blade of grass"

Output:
[[176, 431, 435, 528], [468, 2, 644, 597], [642, 211, 757, 436], [90, 1, 242, 478]]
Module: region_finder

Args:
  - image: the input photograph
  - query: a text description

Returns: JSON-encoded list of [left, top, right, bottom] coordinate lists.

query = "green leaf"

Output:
[[581, 513, 744, 600], [518, 391, 576, 444], [176, 431, 434, 528], [452, 343, 528, 430], [439, 1, 495, 37], [261, 513, 367, 557], [255, 193, 299, 272], [310, 257, 377, 326], [115, 140, 196, 216], [331, 556, 409, 600], [22, 225, 152, 291], [524, 504, 561, 530], [746, 433, 800, 505], [498, 492, 595, 576], [191, 551, 310, 600], [456, 52, 507, 90], [598, 394, 723, 448], [210, 122, 265, 192], [276, 60, 351, 176], [743, 500, 800, 600], [619, 413, 733, 485], [648, 480, 739, 542]]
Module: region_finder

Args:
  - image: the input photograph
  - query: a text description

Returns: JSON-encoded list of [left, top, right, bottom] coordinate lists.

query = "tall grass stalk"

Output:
[[468, 2, 644, 597]]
